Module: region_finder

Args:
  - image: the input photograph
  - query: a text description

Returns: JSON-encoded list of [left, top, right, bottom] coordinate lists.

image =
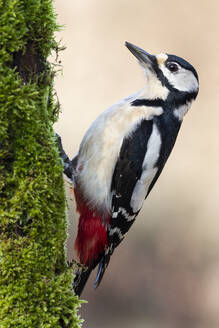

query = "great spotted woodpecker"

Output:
[[57, 42, 199, 296]]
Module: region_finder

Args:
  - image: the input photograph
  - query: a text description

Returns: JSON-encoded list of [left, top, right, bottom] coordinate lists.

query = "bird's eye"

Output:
[[166, 62, 179, 72]]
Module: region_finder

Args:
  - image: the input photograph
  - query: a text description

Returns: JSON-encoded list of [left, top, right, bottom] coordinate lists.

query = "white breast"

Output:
[[75, 93, 163, 213]]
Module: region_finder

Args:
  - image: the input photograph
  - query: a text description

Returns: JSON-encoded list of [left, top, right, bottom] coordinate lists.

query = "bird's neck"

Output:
[[141, 76, 169, 101]]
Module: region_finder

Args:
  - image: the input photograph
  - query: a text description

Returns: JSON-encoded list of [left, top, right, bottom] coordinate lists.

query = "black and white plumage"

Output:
[[58, 42, 199, 296]]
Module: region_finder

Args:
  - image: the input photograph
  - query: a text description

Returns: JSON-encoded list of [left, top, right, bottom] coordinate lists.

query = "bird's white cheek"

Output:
[[174, 71, 198, 93], [160, 65, 198, 93]]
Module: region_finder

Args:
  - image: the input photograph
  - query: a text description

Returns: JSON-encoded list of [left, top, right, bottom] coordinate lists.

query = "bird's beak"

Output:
[[125, 42, 156, 71]]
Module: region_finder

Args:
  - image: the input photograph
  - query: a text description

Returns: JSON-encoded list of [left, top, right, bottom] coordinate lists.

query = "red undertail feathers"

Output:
[[74, 188, 110, 267]]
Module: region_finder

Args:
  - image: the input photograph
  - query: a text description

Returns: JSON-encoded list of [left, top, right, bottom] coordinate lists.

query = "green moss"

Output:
[[0, 1, 82, 327]]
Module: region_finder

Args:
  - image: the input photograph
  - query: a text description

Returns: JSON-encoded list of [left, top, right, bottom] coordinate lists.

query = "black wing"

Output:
[[110, 119, 154, 242], [109, 110, 182, 247]]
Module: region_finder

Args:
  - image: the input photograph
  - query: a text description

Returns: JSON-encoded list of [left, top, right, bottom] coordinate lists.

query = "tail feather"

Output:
[[94, 254, 111, 289], [73, 267, 92, 297], [73, 253, 111, 296], [73, 187, 111, 295]]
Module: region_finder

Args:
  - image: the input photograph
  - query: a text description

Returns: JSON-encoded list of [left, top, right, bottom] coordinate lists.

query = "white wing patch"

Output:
[[130, 123, 161, 213]]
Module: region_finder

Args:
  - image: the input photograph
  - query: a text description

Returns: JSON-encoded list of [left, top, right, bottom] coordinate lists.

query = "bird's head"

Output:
[[125, 42, 199, 103]]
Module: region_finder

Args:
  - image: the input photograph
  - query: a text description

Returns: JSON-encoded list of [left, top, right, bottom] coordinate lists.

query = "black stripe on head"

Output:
[[166, 54, 199, 82], [151, 61, 172, 90]]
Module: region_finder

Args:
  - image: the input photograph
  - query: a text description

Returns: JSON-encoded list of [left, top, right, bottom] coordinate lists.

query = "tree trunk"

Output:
[[0, 1, 82, 327]]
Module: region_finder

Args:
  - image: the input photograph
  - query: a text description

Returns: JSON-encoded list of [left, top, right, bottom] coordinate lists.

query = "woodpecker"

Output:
[[58, 42, 199, 296]]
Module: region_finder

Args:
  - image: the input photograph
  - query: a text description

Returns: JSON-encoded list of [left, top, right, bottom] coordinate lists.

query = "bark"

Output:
[[0, 1, 82, 327]]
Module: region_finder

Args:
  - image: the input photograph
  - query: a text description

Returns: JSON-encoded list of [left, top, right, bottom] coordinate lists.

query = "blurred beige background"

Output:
[[54, 1, 219, 327]]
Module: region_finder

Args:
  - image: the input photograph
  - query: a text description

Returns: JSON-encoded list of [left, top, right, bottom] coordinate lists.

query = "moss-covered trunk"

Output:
[[0, 1, 81, 327]]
